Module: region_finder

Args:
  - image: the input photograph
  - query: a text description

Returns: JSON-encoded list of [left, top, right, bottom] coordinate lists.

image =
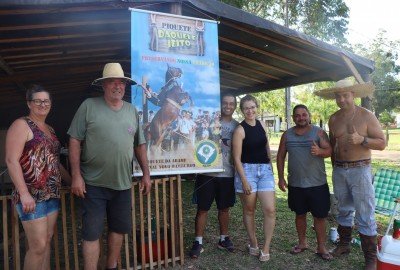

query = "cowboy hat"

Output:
[[314, 79, 374, 99], [92, 63, 136, 86]]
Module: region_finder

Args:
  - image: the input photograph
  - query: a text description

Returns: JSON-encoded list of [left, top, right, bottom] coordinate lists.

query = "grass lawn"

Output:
[[384, 128, 400, 151], [179, 179, 382, 270], [174, 145, 399, 269]]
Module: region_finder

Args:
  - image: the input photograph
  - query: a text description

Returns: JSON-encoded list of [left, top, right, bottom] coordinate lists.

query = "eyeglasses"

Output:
[[30, 99, 51, 106], [243, 105, 256, 111]]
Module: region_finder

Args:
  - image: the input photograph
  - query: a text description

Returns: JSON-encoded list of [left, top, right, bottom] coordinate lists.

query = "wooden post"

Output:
[[61, 192, 70, 269], [70, 194, 79, 269], [162, 178, 168, 267], [131, 185, 138, 269], [169, 177, 176, 266], [177, 175, 184, 265], [154, 179, 162, 268], [3, 198, 9, 270], [12, 207, 21, 270]]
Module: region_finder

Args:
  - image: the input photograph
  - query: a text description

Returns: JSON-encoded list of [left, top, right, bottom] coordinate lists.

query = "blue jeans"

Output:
[[333, 165, 377, 236], [15, 198, 60, 222]]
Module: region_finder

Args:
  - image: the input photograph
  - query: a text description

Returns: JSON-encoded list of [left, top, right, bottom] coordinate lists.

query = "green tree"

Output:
[[221, 0, 350, 46], [293, 83, 337, 128], [353, 30, 400, 117], [256, 89, 286, 117], [379, 110, 395, 145]]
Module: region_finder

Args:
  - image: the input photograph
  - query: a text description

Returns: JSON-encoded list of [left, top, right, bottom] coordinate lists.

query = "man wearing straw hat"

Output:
[[68, 63, 151, 270], [315, 78, 386, 270]]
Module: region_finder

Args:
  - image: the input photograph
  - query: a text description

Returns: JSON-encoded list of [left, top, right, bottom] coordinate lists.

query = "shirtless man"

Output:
[[315, 79, 385, 270]]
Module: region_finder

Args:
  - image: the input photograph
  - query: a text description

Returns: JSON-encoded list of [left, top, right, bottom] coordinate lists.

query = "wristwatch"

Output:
[[361, 136, 368, 146]]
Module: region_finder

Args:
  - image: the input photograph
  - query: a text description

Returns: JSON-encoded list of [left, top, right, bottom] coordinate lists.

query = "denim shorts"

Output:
[[234, 163, 275, 193], [15, 198, 60, 222]]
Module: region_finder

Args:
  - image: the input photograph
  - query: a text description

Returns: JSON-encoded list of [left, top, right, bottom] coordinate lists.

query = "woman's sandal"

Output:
[[259, 250, 270, 262], [247, 244, 260, 256]]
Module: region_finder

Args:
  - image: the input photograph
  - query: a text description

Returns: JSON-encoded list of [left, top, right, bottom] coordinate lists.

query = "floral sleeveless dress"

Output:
[[12, 117, 62, 204]]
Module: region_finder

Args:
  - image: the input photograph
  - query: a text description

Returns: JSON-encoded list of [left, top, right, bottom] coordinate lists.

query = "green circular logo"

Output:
[[195, 140, 218, 166]]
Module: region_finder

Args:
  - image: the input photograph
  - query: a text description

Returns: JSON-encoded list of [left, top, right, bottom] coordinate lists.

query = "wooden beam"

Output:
[[220, 69, 264, 84], [0, 38, 128, 53], [220, 76, 253, 87], [235, 67, 351, 94], [219, 36, 318, 72], [0, 30, 129, 44], [220, 84, 238, 90], [220, 59, 281, 80], [0, 55, 26, 94], [220, 50, 299, 77], [3, 46, 125, 60], [222, 20, 342, 67], [340, 53, 365, 84], [0, 5, 120, 15], [0, 19, 129, 31], [13, 58, 130, 70], [9, 52, 117, 66]]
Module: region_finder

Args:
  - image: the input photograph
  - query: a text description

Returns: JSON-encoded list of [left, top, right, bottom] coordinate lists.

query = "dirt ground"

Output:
[[371, 149, 400, 162]]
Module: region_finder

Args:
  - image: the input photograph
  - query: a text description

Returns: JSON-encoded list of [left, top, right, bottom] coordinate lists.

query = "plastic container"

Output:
[[393, 219, 400, 239], [377, 202, 400, 270], [329, 227, 338, 242], [377, 236, 400, 270]]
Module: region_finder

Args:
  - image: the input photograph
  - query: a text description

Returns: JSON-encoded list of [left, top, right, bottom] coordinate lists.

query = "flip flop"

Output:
[[290, 245, 308, 254], [315, 252, 333, 261]]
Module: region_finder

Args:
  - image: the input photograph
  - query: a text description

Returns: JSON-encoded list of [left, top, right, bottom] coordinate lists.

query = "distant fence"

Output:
[[0, 176, 184, 270]]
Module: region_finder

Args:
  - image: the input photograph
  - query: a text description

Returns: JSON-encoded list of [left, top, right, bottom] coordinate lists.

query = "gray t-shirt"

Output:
[[67, 97, 145, 190], [206, 119, 239, 178], [286, 125, 327, 188]]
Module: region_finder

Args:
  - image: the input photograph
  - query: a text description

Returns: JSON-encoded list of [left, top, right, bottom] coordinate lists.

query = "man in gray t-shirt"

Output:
[[189, 93, 239, 258], [277, 104, 333, 261]]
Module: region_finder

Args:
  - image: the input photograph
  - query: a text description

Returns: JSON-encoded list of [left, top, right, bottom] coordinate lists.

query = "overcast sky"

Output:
[[345, 0, 400, 45]]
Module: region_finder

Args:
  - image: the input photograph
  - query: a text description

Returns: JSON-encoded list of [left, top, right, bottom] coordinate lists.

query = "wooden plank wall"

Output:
[[0, 176, 184, 270]]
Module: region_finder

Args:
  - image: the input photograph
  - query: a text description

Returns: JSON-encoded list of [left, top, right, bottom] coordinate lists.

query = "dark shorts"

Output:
[[16, 198, 59, 222], [81, 185, 132, 241], [288, 184, 330, 218], [194, 174, 235, 211]]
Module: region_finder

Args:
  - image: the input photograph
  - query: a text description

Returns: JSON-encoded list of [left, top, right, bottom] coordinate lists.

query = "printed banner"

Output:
[[130, 9, 222, 176]]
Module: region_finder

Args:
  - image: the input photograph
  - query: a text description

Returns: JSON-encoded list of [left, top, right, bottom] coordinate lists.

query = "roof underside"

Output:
[[0, 0, 374, 125]]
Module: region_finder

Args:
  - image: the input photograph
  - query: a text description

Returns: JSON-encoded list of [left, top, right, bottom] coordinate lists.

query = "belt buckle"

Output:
[[343, 162, 349, 169]]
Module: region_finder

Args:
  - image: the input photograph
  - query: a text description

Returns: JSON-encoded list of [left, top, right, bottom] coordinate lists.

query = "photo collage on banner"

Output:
[[130, 9, 222, 176]]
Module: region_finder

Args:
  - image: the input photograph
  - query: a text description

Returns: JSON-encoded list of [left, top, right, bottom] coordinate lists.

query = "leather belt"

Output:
[[334, 159, 371, 168]]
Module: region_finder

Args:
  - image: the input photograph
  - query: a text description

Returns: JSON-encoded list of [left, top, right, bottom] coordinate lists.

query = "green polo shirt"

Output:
[[67, 97, 145, 190]]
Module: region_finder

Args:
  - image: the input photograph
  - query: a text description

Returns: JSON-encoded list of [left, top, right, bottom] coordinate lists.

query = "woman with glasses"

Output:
[[232, 94, 276, 262], [5, 84, 70, 270]]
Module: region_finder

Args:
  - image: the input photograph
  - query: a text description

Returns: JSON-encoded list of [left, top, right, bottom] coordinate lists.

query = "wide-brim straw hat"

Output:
[[314, 79, 374, 99], [92, 63, 136, 86]]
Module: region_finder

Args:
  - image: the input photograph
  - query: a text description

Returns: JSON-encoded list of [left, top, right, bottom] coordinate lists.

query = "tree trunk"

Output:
[[386, 126, 389, 146]]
